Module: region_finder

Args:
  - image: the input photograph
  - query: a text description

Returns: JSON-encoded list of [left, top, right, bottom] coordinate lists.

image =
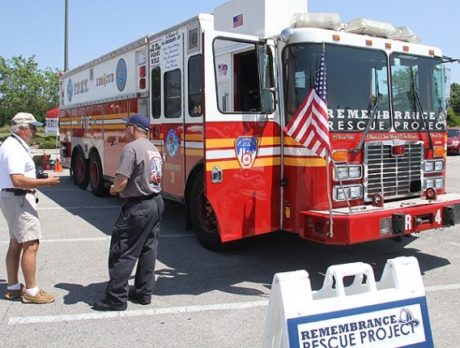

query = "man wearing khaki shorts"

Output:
[[0, 112, 60, 304]]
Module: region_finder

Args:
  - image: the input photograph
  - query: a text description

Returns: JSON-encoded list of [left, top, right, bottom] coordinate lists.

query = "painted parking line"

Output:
[[425, 283, 460, 292], [7, 300, 269, 325], [6, 283, 460, 326]]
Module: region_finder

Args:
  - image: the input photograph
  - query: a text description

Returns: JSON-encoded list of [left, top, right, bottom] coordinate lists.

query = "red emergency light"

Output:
[[139, 65, 146, 89], [139, 65, 146, 77], [139, 78, 146, 89]]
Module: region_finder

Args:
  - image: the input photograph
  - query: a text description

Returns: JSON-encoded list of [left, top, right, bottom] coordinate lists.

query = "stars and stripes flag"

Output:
[[284, 53, 331, 158], [233, 14, 243, 28]]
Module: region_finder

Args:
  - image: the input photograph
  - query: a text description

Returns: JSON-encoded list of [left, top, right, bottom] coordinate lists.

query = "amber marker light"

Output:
[[284, 203, 291, 219], [331, 150, 349, 163], [433, 146, 446, 158], [332, 34, 340, 42]]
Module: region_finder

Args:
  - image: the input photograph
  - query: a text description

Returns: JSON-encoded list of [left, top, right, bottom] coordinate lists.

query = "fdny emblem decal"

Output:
[[235, 136, 258, 169], [116, 58, 127, 92], [166, 129, 179, 158], [67, 79, 73, 103]]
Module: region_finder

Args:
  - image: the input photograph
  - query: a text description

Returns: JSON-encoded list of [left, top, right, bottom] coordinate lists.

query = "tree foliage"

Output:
[[0, 55, 59, 126], [450, 83, 460, 114]]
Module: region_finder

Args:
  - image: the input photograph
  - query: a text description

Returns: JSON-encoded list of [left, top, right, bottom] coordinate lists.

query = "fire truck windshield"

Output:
[[283, 43, 390, 133], [390, 53, 446, 132], [283, 44, 446, 133]]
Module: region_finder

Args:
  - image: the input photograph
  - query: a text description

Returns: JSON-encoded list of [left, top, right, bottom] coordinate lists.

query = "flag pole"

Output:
[[326, 154, 334, 238], [322, 41, 334, 238]]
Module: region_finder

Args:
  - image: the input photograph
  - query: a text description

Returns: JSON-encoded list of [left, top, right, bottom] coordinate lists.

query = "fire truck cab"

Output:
[[59, 0, 460, 249]]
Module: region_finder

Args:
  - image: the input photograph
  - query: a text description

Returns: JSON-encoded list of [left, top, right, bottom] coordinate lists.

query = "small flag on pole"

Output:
[[284, 53, 330, 158], [233, 14, 243, 28]]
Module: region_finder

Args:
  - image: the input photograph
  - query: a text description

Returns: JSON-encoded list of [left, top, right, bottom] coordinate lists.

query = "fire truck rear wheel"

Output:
[[89, 152, 108, 197], [190, 172, 222, 250], [72, 149, 89, 189]]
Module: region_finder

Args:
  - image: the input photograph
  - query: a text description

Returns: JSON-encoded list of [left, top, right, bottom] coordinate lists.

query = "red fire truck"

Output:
[[59, 0, 460, 249]]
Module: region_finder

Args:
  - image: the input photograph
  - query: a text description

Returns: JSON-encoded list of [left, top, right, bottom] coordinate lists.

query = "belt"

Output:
[[1, 188, 36, 195], [124, 193, 158, 202]]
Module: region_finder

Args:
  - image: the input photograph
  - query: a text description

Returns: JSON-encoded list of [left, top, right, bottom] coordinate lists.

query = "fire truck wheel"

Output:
[[89, 152, 108, 197], [72, 149, 89, 189], [190, 173, 222, 250]]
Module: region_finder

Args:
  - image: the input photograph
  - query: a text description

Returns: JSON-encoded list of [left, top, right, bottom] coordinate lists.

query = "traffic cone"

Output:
[[55, 158, 63, 172]]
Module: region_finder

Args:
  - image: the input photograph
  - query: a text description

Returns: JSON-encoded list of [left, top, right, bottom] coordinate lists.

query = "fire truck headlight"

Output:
[[348, 166, 362, 179], [349, 185, 363, 199], [424, 161, 434, 172], [424, 177, 444, 189], [434, 160, 444, 172], [334, 185, 363, 201], [334, 165, 362, 181], [424, 179, 434, 189], [336, 167, 349, 180], [424, 160, 444, 173], [335, 188, 346, 201], [435, 178, 444, 188]]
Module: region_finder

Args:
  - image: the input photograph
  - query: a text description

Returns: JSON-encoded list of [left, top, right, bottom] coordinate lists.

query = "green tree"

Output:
[[450, 83, 460, 114], [0, 55, 59, 126]]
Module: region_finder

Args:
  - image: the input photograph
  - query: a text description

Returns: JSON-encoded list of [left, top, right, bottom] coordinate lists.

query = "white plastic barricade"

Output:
[[263, 256, 433, 348]]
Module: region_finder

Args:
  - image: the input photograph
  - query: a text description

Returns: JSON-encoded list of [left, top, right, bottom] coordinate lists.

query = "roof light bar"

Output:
[[344, 18, 396, 38], [389, 26, 420, 43], [291, 13, 341, 30]]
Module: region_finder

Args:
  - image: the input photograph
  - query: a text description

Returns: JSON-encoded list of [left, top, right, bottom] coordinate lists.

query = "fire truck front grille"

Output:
[[364, 142, 423, 202]]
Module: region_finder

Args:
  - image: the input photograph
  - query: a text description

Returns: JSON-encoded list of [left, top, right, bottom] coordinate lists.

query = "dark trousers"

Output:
[[105, 194, 164, 305]]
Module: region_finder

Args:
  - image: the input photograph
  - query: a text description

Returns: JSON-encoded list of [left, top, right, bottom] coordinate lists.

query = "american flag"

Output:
[[233, 14, 243, 28], [285, 53, 330, 158]]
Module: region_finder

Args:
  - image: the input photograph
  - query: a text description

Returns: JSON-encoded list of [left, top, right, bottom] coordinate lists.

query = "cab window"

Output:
[[214, 38, 269, 113]]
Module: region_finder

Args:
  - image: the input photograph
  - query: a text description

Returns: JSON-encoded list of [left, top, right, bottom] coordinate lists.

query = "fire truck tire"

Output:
[[72, 149, 89, 189], [190, 173, 222, 250], [89, 152, 107, 197]]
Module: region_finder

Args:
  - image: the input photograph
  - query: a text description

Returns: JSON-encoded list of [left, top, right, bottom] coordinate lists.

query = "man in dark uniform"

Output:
[[93, 113, 164, 311]]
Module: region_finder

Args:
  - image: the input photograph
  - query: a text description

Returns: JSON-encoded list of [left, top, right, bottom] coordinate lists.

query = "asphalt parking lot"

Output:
[[1, 156, 460, 347]]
